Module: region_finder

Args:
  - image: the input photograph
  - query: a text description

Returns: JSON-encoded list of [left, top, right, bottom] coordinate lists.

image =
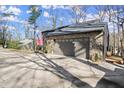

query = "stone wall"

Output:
[[45, 32, 104, 61]]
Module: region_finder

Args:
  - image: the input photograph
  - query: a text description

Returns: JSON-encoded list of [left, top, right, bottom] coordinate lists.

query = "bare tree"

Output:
[[122, 23, 124, 60], [0, 13, 12, 48], [94, 5, 107, 22], [52, 15, 57, 29], [118, 17, 124, 60], [48, 6, 58, 29], [105, 6, 124, 56], [70, 5, 89, 23]]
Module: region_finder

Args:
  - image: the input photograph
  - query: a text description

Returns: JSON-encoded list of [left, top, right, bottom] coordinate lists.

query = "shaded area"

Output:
[[20, 53, 92, 88], [110, 63, 124, 69], [55, 41, 75, 56], [71, 57, 124, 88], [55, 37, 90, 59], [95, 78, 121, 88]]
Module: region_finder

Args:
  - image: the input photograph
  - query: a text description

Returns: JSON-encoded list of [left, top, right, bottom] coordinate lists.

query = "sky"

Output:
[[0, 5, 123, 40]]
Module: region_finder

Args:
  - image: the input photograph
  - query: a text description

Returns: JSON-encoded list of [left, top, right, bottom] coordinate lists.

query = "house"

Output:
[[42, 21, 109, 61], [19, 39, 33, 50]]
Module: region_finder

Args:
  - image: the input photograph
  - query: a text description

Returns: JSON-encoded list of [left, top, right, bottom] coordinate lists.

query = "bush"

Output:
[[7, 41, 20, 49], [0, 39, 3, 45], [95, 53, 99, 61]]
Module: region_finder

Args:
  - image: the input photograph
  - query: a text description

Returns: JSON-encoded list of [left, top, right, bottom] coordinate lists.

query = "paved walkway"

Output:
[[0, 48, 124, 88]]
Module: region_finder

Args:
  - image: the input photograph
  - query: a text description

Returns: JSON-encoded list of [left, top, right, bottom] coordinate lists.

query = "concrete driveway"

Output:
[[0, 48, 124, 88]]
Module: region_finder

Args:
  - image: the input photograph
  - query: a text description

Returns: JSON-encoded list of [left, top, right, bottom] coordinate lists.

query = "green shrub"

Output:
[[7, 41, 20, 49], [95, 53, 99, 61], [0, 39, 3, 45]]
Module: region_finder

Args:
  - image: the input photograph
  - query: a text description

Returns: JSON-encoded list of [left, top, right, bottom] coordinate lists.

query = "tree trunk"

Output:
[[2, 28, 6, 48], [113, 23, 116, 55], [120, 22, 124, 61], [33, 29, 36, 51], [121, 23, 124, 61], [33, 24, 38, 52], [117, 17, 121, 55]]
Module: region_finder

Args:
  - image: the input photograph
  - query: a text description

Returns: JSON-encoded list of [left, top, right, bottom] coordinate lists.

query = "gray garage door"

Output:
[[53, 37, 90, 59]]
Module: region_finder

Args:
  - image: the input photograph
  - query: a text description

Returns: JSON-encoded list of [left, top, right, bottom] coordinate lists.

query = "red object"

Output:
[[36, 39, 43, 46]]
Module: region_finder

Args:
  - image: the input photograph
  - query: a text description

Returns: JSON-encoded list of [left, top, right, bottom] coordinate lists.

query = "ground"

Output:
[[0, 48, 124, 88]]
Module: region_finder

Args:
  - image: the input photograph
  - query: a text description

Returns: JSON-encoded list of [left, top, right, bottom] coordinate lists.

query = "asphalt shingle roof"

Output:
[[42, 22, 108, 37]]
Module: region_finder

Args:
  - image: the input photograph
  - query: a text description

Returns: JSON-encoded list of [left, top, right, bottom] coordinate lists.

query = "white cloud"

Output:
[[26, 10, 31, 14], [53, 5, 72, 10], [42, 5, 71, 10], [27, 6, 40, 14], [78, 13, 95, 23], [21, 20, 29, 25], [36, 29, 40, 33], [0, 15, 26, 24], [86, 14, 95, 20], [0, 6, 7, 12], [4, 6, 21, 15], [63, 6, 72, 10], [0, 25, 16, 31], [53, 6, 63, 9], [42, 5, 52, 9], [0, 6, 22, 23], [59, 17, 64, 21], [8, 26, 16, 30], [79, 18, 84, 23], [43, 11, 49, 17], [79, 13, 101, 22], [1, 15, 18, 21]]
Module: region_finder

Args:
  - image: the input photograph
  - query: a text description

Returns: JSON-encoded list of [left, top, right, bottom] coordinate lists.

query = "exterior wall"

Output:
[[46, 31, 105, 61], [90, 33, 104, 61]]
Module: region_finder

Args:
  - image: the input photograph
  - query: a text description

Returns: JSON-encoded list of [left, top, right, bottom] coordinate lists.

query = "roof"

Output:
[[42, 22, 108, 37], [42, 25, 69, 33], [19, 39, 33, 46]]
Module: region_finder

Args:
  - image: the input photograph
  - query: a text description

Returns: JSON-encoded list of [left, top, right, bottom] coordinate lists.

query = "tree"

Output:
[[105, 6, 124, 55], [24, 25, 30, 39], [118, 17, 124, 60], [28, 5, 41, 51], [70, 5, 89, 23], [51, 14, 57, 29], [94, 5, 107, 22], [122, 23, 124, 60], [48, 6, 58, 29], [0, 13, 13, 48]]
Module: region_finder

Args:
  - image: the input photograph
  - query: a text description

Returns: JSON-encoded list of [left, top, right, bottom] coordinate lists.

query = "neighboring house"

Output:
[[19, 39, 33, 50], [42, 21, 109, 61]]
